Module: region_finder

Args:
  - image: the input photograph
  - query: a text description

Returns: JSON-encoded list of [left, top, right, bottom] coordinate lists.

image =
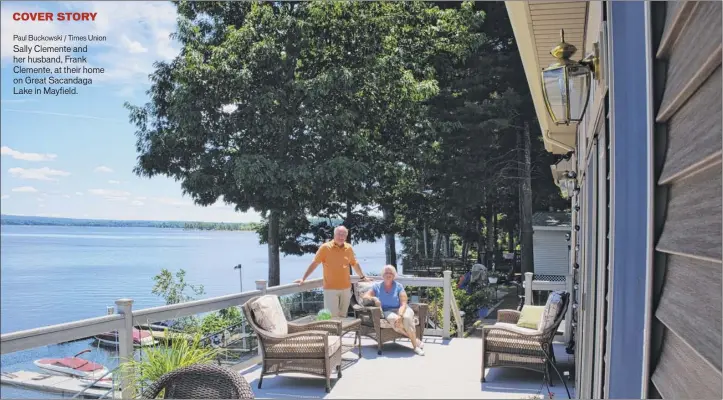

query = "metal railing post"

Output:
[[115, 298, 134, 399], [255, 280, 267, 358], [443, 270, 451, 339], [524, 272, 534, 305]]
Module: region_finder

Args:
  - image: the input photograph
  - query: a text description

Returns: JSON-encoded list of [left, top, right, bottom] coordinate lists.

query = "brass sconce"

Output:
[[541, 29, 600, 126]]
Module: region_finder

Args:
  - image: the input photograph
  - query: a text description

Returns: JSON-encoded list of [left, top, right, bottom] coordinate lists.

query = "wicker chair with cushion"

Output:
[[242, 295, 343, 393], [351, 281, 429, 355], [141, 363, 255, 399], [480, 291, 569, 385]]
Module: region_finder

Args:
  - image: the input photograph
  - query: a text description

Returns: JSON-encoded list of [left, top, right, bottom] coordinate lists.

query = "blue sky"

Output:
[[0, 1, 260, 223]]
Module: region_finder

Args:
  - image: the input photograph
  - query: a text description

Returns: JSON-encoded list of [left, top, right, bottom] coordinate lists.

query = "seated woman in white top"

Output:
[[363, 265, 425, 356]]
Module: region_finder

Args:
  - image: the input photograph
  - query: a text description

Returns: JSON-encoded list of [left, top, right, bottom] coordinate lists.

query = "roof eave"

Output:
[[505, 1, 585, 155]]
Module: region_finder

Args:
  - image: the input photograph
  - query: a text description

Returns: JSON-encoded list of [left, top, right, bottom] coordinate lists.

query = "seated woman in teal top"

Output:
[[363, 265, 424, 356]]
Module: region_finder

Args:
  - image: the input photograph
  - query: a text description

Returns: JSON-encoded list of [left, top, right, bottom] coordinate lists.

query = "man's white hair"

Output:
[[381, 264, 397, 278], [334, 225, 348, 235]]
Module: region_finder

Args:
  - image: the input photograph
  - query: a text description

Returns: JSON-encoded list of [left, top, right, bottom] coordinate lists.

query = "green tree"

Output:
[[127, 2, 338, 286], [257, 1, 484, 265], [152, 268, 205, 305]]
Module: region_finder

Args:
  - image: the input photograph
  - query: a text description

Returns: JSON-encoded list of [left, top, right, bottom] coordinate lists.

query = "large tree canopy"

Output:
[[128, 1, 566, 283]]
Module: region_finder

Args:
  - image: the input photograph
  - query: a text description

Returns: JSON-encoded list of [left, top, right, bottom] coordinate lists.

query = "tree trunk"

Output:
[[520, 121, 535, 275], [383, 207, 397, 266], [423, 223, 429, 258], [461, 240, 468, 263], [415, 227, 420, 255], [432, 230, 442, 264], [346, 203, 353, 275], [447, 235, 453, 258], [486, 204, 494, 267], [267, 210, 281, 286], [508, 225, 515, 252], [476, 217, 484, 264], [493, 210, 498, 265]]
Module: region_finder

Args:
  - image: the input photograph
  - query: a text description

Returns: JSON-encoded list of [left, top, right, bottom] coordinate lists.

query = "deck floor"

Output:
[[239, 335, 575, 399]]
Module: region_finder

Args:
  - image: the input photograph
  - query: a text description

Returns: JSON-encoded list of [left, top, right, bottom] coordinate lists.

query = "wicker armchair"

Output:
[[351, 282, 428, 355], [242, 295, 343, 393], [141, 363, 255, 399], [481, 291, 569, 385]]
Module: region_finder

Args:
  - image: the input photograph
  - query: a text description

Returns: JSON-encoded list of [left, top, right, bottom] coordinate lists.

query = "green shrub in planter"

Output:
[[317, 309, 332, 321]]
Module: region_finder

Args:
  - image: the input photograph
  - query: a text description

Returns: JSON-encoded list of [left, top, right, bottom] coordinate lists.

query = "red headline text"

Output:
[[12, 12, 98, 22]]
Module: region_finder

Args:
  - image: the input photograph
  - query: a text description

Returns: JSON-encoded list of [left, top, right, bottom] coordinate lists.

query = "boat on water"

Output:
[[95, 328, 157, 348], [34, 349, 111, 382]]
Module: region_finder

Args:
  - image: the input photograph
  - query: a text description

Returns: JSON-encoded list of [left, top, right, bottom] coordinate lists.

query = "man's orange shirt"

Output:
[[313, 241, 358, 290]]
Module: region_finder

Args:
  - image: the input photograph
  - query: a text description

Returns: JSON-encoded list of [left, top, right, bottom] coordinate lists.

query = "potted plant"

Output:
[[487, 270, 505, 284]]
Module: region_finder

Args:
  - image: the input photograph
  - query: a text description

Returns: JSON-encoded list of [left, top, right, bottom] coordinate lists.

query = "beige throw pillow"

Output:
[[250, 295, 288, 335]]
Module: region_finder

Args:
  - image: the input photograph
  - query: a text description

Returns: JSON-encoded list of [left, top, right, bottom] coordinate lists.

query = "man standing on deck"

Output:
[[295, 225, 370, 317]]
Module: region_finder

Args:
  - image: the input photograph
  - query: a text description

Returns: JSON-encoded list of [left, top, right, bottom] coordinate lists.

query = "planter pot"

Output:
[[488, 277, 498, 284], [478, 307, 490, 319]]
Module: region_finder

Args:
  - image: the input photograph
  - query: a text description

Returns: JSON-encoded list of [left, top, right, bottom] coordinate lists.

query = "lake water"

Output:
[[0, 225, 396, 398]]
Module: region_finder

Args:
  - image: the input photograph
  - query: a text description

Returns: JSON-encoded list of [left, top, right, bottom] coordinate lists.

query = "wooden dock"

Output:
[[0, 371, 119, 398]]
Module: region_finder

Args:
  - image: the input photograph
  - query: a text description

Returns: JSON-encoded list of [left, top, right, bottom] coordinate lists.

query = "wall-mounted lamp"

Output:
[[541, 30, 600, 126]]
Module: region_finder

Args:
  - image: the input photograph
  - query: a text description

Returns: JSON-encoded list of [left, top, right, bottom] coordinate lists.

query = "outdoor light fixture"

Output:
[[541, 30, 600, 125], [560, 178, 576, 198]]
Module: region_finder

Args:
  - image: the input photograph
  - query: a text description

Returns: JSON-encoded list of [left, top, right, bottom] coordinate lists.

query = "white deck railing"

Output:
[[0, 271, 455, 398], [523, 272, 573, 343]]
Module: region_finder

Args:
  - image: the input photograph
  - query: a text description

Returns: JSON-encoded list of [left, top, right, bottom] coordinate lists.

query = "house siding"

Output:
[[649, 1, 722, 399], [532, 229, 569, 275]]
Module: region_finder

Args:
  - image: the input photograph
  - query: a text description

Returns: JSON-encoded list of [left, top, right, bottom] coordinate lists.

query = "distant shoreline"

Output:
[[0, 214, 260, 231]]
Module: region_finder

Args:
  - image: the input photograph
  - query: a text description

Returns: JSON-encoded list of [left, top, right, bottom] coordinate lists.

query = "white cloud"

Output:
[[152, 197, 192, 207], [9, 167, 70, 181], [88, 188, 131, 198], [131, 200, 144, 206], [135, 196, 147, 200], [1, 146, 57, 162], [0, 99, 35, 104], [108, 180, 121, 184], [62, 194, 71, 199], [1, 194, 8, 200], [121, 35, 148, 53], [2, 109, 123, 122], [1, 2, 180, 88], [12, 186, 38, 193], [94, 166, 114, 173], [88, 188, 130, 202], [75, 192, 84, 196]]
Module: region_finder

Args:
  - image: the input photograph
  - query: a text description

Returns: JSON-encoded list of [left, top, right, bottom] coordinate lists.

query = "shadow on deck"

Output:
[[239, 336, 575, 399]]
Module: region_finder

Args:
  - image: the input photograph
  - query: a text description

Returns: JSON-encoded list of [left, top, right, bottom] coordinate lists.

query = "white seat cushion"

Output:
[[250, 295, 288, 335], [492, 322, 541, 335], [266, 335, 341, 358]]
